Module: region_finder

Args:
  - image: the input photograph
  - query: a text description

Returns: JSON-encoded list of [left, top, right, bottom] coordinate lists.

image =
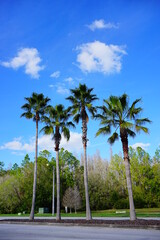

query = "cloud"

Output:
[[76, 41, 126, 74], [87, 19, 119, 31], [49, 83, 69, 95], [49, 84, 54, 88], [65, 77, 74, 84], [50, 71, 60, 78], [38, 133, 82, 152], [130, 143, 150, 150], [0, 132, 82, 153], [1, 48, 44, 78], [11, 152, 25, 156], [0, 137, 35, 152], [56, 85, 69, 95]]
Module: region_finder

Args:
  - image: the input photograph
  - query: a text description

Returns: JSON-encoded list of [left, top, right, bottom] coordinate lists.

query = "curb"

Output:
[[0, 221, 160, 230]]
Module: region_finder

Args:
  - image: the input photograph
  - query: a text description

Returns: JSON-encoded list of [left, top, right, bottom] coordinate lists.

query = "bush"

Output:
[[114, 199, 129, 209]]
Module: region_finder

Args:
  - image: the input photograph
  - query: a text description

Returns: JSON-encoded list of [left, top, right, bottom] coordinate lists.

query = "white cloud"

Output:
[[76, 41, 126, 74], [49, 84, 54, 88], [61, 132, 82, 152], [0, 137, 35, 152], [65, 77, 74, 84], [131, 143, 150, 150], [56, 85, 69, 95], [11, 152, 25, 156], [0, 132, 82, 153], [50, 71, 60, 78], [38, 133, 82, 152], [1, 48, 44, 78], [49, 83, 69, 95], [49, 82, 69, 94], [87, 19, 119, 31]]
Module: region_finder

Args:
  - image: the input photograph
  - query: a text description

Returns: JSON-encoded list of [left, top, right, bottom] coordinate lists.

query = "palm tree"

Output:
[[41, 104, 75, 220], [96, 94, 151, 220], [66, 84, 98, 220], [21, 92, 50, 220]]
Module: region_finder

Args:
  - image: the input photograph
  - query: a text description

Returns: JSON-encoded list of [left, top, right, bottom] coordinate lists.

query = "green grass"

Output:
[[0, 208, 160, 218]]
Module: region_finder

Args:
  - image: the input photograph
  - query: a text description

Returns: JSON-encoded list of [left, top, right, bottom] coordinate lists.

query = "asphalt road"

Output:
[[0, 224, 160, 240]]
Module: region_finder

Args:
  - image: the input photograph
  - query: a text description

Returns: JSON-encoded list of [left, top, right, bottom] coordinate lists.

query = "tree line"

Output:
[[0, 146, 159, 215], [1, 83, 151, 221]]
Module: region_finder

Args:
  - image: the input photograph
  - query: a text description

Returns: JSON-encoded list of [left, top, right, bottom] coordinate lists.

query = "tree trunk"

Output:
[[52, 166, 55, 216], [29, 118, 38, 220], [56, 150, 61, 220], [82, 114, 92, 220], [120, 129, 136, 221]]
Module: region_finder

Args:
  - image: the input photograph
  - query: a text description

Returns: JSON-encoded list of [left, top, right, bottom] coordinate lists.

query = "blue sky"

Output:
[[0, 0, 160, 168]]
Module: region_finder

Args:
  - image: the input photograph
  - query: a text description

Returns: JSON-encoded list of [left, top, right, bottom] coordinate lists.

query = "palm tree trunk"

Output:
[[124, 157, 136, 220], [56, 150, 61, 220], [30, 118, 38, 220], [52, 166, 55, 216], [82, 117, 92, 220], [121, 131, 136, 221]]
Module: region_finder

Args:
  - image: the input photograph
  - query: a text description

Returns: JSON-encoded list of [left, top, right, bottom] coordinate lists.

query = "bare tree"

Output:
[[62, 187, 74, 213], [62, 186, 81, 213], [73, 186, 81, 213]]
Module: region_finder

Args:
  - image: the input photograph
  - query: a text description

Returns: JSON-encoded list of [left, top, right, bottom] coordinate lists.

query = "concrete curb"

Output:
[[0, 221, 160, 230]]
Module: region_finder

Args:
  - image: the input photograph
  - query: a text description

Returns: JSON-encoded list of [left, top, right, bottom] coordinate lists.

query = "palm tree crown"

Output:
[[21, 92, 50, 121], [66, 83, 98, 146], [41, 104, 75, 149], [96, 94, 151, 144]]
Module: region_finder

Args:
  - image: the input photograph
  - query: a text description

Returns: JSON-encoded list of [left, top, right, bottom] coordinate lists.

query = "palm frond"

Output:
[[119, 93, 128, 111], [108, 132, 119, 145], [126, 129, 136, 138], [40, 126, 53, 135], [96, 125, 111, 137], [135, 118, 152, 126], [135, 125, 149, 134], [21, 112, 33, 119], [128, 98, 142, 118], [62, 126, 70, 141], [21, 103, 31, 111], [66, 121, 75, 128], [120, 121, 134, 129], [73, 114, 81, 123]]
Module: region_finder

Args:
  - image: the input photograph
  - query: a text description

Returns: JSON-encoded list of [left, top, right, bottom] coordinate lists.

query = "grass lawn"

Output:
[[0, 208, 160, 218]]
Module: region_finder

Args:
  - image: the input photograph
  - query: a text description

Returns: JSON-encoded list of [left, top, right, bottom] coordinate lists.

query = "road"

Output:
[[0, 224, 160, 240]]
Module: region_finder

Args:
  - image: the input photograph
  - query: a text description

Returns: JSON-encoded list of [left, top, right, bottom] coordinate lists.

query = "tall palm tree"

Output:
[[66, 84, 98, 220], [96, 94, 151, 220], [21, 92, 50, 220], [41, 104, 75, 220]]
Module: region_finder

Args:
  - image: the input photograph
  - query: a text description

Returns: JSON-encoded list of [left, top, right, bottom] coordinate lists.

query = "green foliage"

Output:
[[96, 94, 151, 144], [21, 154, 30, 167], [58, 148, 80, 198], [153, 146, 160, 163], [66, 83, 98, 123], [21, 92, 50, 122], [0, 147, 160, 213], [41, 105, 75, 150], [11, 163, 19, 171], [0, 161, 5, 176], [129, 147, 160, 208]]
